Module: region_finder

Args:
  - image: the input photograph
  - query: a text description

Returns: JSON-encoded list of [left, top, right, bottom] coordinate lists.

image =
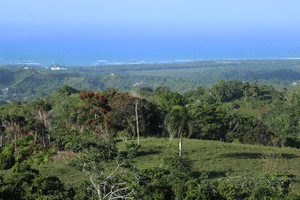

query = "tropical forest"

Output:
[[0, 60, 300, 199]]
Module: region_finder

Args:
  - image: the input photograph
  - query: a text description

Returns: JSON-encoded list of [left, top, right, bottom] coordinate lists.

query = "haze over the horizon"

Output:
[[1, 0, 300, 66]]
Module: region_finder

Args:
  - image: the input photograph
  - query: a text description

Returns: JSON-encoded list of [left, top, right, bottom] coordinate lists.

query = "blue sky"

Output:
[[1, 0, 300, 65], [1, 0, 299, 36]]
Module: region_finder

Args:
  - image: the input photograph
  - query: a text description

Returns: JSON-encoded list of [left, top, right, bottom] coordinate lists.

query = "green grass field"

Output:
[[34, 137, 300, 193], [127, 67, 211, 77]]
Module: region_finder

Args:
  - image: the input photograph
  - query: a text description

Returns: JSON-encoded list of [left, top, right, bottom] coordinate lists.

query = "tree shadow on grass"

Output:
[[137, 150, 160, 157], [191, 170, 227, 179], [219, 152, 300, 159]]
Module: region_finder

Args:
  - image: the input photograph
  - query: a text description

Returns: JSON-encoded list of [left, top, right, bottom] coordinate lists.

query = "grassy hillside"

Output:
[[34, 137, 300, 193]]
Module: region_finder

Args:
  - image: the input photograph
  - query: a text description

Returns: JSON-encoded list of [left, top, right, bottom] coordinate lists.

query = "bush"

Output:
[[0, 146, 15, 170], [133, 167, 174, 200], [12, 161, 39, 174], [117, 130, 131, 142], [0, 164, 73, 200], [217, 173, 291, 199], [164, 154, 193, 175], [283, 137, 300, 149], [126, 142, 140, 158], [286, 192, 300, 200], [173, 180, 219, 200], [14, 135, 56, 165], [251, 186, 276, 199]]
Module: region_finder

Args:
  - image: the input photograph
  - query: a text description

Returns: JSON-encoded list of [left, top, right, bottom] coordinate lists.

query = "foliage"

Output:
[[0, 163, 72, 200], [66, 135, 134, 200], [115, 138, 300, 193], [1, 78, 300, 198], [117, 130, 131, 142], [118, 141, 141, 159], [1, 60, 300, 103], [153, 87, 187, 112], [130, 165, 293, 200], [172, 179, 219, 200], [217, 173, 291, 199], [264, 88, 300, 141], [183, 86, 206, 104], [101, 90, 163, 137], [0, 117, 5, 146], [165, 105, 192, 139], [163, 154, 193, 175], [210, 79, 245, 102], [0, 146, 15, 170], [135, 87, 154, 98], [77, 90, 110, 129], [14, 135, 56, 165], [133, 167, 175, 200], [1, 136, 300, 198], [225, 113, 275, 145], [165, 105, 193, 156], [189, 102, 227, 140], [125, 142, 141, 158], [64, 135, 117, 159]]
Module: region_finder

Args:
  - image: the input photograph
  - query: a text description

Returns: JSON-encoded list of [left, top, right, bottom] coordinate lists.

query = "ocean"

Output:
[[1, 34, 300, 66]]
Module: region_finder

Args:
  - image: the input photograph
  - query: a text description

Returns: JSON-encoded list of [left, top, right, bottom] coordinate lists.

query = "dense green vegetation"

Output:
[[0, 60, 300, 199], [1, 59, 300, 103], [2, 137, 300, 199]]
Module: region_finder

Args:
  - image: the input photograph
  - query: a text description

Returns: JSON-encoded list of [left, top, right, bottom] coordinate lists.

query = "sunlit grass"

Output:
[[12, 137, 300, 193], [118, 137, 300, 193]]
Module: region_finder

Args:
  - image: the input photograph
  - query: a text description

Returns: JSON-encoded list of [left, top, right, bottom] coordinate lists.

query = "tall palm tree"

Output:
[[165, 105, 192, 157]]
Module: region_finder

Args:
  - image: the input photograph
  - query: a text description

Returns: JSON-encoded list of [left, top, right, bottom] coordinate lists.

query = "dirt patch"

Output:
[[50, 151, 75, 163]]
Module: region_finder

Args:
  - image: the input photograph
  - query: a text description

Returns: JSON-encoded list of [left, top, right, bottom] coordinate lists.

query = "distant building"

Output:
[[133, 82, 143, 87], [1, 88, 9, 94], [51, 67, 67, 71]]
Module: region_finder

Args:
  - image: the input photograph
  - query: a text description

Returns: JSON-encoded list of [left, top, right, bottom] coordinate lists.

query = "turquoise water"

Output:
[[1, 34, 300, 66]]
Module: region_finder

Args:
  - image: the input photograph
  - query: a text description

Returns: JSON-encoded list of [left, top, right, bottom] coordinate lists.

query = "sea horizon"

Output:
[[1, 55, 300, 67]]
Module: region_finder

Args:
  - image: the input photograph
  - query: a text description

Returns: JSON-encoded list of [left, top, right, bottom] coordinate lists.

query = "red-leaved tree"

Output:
[[71, 90, 111, 139]]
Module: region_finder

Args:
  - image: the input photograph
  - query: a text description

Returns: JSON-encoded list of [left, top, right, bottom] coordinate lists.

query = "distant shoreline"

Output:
[[1, 57, 300, 67]]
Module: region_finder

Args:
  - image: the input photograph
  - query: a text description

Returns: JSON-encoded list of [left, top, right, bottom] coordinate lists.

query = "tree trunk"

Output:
[[42, 132, 46, 148], [135, 100, 140, 145], [48, 124, 51, 146], [48, 133, 51, 147], [14, 133, 17, 152], [34, 131, 37, 144], [179, 133, 182, 157], [169, 133, 174, 141]]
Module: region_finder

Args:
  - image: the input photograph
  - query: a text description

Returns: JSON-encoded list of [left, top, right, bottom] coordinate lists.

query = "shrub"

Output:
[[0, 164, 73, 199], [0, 146, 15, 170], [126, 142, 141, 158], [164, 154, 193, 175], [251, 186, 276, 199], [14, 135, 56, 165], [217, 173, 291, 199], [173, 180, 219, 200], [286, 192, 300, 200], [133, 167, 174, 200], [282, 137, 300, 149], [117, 130, 131, 142]]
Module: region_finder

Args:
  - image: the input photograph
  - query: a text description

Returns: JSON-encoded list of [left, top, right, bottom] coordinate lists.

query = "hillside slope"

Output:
[[35, 137, 300, 193]]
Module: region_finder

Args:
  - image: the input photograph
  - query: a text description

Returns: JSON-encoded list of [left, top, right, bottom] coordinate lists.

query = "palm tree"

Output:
[[165, 105, 192, 157]]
